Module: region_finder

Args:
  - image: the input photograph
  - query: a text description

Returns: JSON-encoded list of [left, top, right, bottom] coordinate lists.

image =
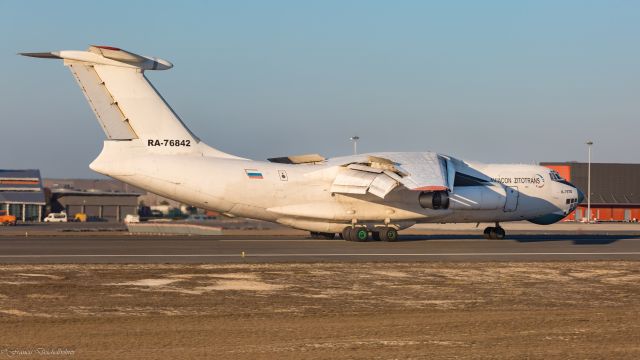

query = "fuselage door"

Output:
[[504, 186, 519, 212]]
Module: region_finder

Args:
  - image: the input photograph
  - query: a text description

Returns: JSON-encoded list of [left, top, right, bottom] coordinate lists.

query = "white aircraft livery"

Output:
[[22, 46, 584, 241]]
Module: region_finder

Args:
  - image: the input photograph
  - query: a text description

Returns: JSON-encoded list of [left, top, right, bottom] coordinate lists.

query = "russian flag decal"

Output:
[[245, 169, 264, 179]]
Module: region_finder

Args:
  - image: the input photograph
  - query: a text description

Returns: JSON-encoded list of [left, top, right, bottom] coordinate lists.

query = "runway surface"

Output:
[[1, 233, 640, 263]]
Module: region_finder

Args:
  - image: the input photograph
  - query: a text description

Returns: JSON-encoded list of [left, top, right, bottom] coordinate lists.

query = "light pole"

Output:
[[586, 141, 593, 223], [350, 136, 360, 155]]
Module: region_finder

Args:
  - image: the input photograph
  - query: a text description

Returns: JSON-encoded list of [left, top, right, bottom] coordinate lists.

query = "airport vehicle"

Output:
[[0, 210, 17, 226], [73, 213, 87, 222], [22, 46, 584, 241], [44, 213, 67, 223], [124, 214, 140, 224]]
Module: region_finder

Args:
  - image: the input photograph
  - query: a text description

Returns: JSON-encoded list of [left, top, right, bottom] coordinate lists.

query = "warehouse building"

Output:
[[44, 178, 143, 193], [44, 178, 176, 207], [0, 169, 46, 222], [541, 162, 640, 222], [49, 188, 140, 222]]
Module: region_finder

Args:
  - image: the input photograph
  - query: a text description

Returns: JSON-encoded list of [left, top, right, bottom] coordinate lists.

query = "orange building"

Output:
[[541, 162, 640, 222]]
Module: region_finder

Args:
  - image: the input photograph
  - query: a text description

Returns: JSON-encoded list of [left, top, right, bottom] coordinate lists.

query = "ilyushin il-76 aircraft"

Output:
[[22, 46, 584, 242]]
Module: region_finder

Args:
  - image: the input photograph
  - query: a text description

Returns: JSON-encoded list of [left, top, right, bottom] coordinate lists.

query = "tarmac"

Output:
[[0, 223, 639, 263]]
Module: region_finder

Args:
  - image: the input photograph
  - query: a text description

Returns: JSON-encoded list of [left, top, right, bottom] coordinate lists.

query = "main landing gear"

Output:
[[341, 227, 398, 242], [483, 223, 506, 240]]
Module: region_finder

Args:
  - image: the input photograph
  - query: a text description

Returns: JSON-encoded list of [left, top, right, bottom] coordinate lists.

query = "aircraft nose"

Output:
[[577, 187, 585, 203]]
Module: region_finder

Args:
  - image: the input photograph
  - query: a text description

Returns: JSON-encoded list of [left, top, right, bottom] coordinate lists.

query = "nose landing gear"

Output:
[[483, 223, 506, 240]]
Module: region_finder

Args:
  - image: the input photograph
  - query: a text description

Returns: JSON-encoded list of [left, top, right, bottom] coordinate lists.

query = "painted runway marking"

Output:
[[0, 252, 640, 258]]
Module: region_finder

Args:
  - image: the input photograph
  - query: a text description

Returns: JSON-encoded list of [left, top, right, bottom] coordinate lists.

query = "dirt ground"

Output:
[[0, 261, 639, 359]]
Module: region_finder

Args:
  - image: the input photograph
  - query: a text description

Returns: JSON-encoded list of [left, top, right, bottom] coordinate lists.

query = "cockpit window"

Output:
[[549, 170, 574, 186], [549, 171, 564, 181]]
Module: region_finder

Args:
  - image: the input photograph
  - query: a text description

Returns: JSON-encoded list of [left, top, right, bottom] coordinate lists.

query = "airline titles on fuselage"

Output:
[[491, 174, 545, 188]]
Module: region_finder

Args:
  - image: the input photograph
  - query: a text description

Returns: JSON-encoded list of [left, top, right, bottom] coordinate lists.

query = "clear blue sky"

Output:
[[1, 1, 638, 177]]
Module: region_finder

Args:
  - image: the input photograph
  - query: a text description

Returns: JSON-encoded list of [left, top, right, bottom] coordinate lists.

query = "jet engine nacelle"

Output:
[[419, 191, 450, 210], [448, 186, 506, 210]]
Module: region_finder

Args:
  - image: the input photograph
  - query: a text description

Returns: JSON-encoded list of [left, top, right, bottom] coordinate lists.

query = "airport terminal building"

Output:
[[542, 162, 640, 222]]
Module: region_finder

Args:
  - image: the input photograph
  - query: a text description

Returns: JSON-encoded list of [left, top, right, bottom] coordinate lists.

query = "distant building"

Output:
[[49, 188, 140, 222], [43, 178, 143, 194], [542, 162, 640, 222], [0, 169, 46, 222], [44, 178, 180, 207]]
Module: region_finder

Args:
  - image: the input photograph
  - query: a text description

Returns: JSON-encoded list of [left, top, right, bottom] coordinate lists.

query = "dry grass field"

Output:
[[0, 261, 639, 359]]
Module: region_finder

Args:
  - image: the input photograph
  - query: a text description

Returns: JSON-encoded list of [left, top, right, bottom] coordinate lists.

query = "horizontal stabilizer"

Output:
[[20, 52, 62, 59], [89, 45, 149, 64], [20, 45, 173, 71]]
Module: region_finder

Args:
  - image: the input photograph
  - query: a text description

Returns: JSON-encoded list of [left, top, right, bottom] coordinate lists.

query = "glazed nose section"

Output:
[[577, 187, 585, 203]]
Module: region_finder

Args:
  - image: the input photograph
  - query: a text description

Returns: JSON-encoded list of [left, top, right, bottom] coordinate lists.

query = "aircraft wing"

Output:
[[328, 152, 453, 199], [390, 153, 451, 191]]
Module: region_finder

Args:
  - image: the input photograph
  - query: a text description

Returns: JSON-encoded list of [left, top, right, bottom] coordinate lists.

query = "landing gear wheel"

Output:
[[380, 227, 398, 242], [341, 227, 353, 241], [372, 231, 381, 241], [354, 227, 369, 242], [342, 227, 369, 241], [310, 231, 321, 239], [483, 226, 506, 240], [342, 227, 360, 241]]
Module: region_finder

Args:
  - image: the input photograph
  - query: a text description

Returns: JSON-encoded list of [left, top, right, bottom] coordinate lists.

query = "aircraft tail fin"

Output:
[[21, 46, 237, 158]]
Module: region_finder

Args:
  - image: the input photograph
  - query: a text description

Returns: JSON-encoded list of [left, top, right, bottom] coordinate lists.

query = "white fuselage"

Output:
[[90, 140, 580, 233], [23, 46, 582, 234]]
